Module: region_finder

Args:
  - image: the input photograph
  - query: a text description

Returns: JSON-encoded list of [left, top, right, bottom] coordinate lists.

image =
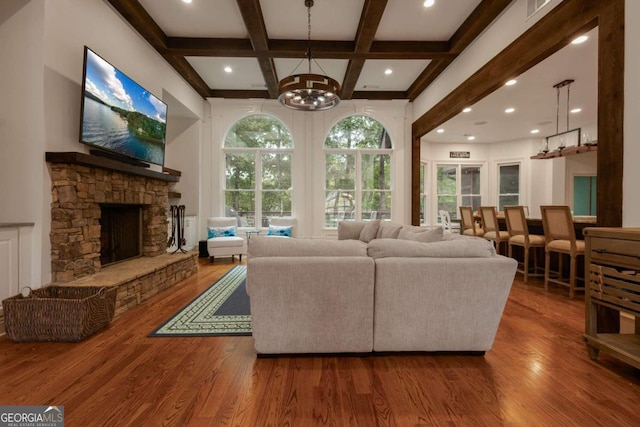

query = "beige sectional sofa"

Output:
[[246, 221, 517, 355]]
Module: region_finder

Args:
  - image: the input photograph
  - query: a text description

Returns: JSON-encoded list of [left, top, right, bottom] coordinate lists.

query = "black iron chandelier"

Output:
[[277, 0, 341, 111]]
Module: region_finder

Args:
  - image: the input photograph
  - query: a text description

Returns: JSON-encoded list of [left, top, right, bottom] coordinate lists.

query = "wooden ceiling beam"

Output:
[[236, 0, 279, 98], [166, 38, 452, 60], [341, 0, 388, 99]]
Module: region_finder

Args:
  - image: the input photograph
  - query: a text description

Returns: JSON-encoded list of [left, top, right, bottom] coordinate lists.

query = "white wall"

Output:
[[624, 0, 640, 226], [0, 0, 206, 287], [207, 98, 410, 238]]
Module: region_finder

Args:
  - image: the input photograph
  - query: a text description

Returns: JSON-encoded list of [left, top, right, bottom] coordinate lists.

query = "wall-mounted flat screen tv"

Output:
[[79, 46, 167, 166]]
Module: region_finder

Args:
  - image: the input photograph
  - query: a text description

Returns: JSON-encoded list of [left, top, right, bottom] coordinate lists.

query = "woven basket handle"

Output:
[[21, 287, 32, 298], [98, 287, 108, 299]]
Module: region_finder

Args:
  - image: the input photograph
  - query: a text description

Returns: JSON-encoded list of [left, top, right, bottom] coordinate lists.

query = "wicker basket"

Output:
[[2, 286, 117, 342]]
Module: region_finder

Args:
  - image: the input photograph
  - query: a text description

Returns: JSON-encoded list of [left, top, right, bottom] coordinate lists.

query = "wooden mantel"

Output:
[[45, 152, 179, 182]]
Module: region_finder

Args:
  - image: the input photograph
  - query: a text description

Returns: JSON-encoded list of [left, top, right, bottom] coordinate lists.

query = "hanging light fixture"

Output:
[[277, 0, 340, 111]]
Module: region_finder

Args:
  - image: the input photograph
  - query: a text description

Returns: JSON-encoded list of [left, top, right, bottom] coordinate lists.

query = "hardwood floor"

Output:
[[1, 257, 639, 426]]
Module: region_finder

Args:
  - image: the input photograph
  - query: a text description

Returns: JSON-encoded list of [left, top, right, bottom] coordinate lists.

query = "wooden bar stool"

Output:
[[459, 206, 484, 237], [479, 206, 509, 254], [504, 206, 545, 283], [540, 205, 586, 298]]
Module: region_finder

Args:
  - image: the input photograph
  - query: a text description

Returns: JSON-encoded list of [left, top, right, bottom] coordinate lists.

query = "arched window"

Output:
[[223, 115, 293, 228], [324, 115, 392, 228]]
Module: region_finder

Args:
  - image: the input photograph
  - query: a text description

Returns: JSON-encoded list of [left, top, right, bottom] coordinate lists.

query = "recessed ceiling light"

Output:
[[423, 0, 435, 7], [571, 108, 582, 113], [467, 136, 475, 141], [462, 107, 472, 113], [384, 69, 393, 75], [505, 79, 517, 86], [572, 35, 588, 44], [436, 128, 444, 133], [182, 0, 192, 3], [505, 108, 515, 114], [531, 129, 540, 134], [224, 66, 232, 73]]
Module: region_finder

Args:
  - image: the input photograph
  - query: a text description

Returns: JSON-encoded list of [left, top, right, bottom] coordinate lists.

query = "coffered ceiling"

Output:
[[106, 0, 513, 101]]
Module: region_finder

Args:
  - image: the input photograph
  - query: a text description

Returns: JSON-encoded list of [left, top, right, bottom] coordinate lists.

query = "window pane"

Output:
[[499, 195, 520, 210], [462, 195, 482, 211], [225, 114, 293, 148], [225, 153, 255, 190], [325, 191, 355, 227], [461, 166, 481, 194], [499, 164, 520, 194], [362, 191, 391, 221], [325, 153, 355, 190], [438, 196, 457, 219], [225, 191, 255, 227], [420, 164, 425, 194], [362, 154, 391, 190], [324, 115, 392, 149], [437, 165, 456, 195], [262, 190, 291, 220], [262, 152, 291, 190]]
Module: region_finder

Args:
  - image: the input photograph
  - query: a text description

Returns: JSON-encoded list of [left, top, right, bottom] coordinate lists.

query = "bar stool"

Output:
[[459, 206, 484, 237], [504, 206, 545, 283], [479, 206, 509, 254], [540, 205, 586, 298]]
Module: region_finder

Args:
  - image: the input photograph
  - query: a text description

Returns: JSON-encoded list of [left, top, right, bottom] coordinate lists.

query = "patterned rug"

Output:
[[149, 265, 251, 337]]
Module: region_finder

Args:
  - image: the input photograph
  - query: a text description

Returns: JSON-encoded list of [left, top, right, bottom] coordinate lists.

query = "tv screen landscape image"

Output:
[[80, 47, 167, 166]]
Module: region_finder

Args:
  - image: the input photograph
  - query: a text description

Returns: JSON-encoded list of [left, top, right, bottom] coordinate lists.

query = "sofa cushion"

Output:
[[367, 238, 496, 259], [376, 222, 403, 239], [359, 219, 381, 242], [249, 236, 368, 258], [338, 221, 366, 240], [398, 226, 443, 243]]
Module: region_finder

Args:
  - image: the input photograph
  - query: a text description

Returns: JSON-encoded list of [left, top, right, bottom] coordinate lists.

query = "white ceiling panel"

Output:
[[138, 0, 246, 38], [377, 0, 482, 41], [358, 60, 431, 91], [186, 57, 266, 90], [262, 0, 364, 40], [424, 28, 598, 144]]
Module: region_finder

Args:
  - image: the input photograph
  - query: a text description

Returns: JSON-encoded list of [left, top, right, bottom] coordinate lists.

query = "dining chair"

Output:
[[438, 210, 452, 233], [504, 206, 545, 283], [540, 205, 585, 298], [459, 206, 484, 237], [478, 206, 509, 254]]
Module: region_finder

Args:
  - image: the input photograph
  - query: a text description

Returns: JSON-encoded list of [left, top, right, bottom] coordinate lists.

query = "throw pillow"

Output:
[[376, 222, 403, 239], [208, 226, 237, 238], [359, 219, 381, 243], [267, 225, 293, 237], [338, 221, 366, 240], [398, 226, 443, 243]]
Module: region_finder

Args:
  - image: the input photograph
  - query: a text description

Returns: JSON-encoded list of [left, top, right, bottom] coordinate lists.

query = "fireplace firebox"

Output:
[[99, 204, 142, 266]]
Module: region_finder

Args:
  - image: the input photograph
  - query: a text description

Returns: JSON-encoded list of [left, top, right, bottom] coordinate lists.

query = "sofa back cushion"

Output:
[[249, 236, 368, 258], [367, 238, 496, 259], [337, 221, 366, 240], [359, 219, 381, 242], [376, 222, 403, 239], [397, 226, 443, 243]]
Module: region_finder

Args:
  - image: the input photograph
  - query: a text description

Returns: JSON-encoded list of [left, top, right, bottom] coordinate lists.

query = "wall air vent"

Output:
[[527, 0, 552, 18]]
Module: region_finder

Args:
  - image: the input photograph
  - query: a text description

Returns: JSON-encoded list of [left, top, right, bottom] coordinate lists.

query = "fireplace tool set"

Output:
[[168, 205, 187, 254]]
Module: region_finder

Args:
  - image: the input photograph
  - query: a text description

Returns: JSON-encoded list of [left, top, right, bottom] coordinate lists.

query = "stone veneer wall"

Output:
[[49, 163, 169, 283]]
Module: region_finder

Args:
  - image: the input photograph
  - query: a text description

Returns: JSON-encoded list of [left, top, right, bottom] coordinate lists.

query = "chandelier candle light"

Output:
[[277, 0, 341, 111]]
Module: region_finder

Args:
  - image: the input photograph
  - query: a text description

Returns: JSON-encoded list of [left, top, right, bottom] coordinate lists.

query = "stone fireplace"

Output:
[[46, 152, 198, 317]]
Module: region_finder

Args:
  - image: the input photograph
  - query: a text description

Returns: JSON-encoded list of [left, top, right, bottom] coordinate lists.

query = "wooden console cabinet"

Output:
[[583, 228, 640, 368]]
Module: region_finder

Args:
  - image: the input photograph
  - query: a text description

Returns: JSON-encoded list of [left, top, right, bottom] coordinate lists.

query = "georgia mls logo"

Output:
[[0, 405, 64, 427]]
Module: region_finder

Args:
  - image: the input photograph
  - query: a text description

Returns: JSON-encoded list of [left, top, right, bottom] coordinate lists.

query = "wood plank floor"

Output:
[[1, 257, 639, 426]]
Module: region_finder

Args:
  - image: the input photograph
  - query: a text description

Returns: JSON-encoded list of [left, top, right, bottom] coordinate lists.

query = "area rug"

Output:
[[149, 265, 251, 337]]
